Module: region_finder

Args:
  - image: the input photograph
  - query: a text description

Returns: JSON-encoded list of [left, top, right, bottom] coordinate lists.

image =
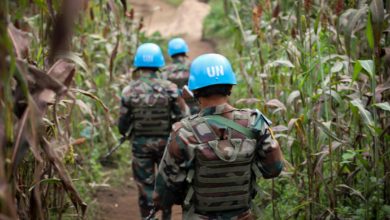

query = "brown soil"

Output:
[[95, 0, 214, 219], [94, 183, 182, 220], [129, 0, 215, 59]]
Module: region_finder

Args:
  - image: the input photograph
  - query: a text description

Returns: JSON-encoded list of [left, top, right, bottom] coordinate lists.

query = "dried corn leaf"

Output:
[[42, 138, 87, 217], [266, 99, 286, 112], [16, 59, 67, 95], [7, 23, 31, 59]]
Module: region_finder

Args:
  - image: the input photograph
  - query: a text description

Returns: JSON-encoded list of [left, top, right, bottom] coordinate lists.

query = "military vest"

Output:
[[128, 78, 173, 136], [182, 110, 261, 213]]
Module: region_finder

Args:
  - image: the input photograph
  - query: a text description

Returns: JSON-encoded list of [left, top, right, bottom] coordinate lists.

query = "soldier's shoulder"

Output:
[[173, 114, 200, 132], [160, 64, 176, 72], [121, 84, 133, 97], [155, 78, 178, 89]]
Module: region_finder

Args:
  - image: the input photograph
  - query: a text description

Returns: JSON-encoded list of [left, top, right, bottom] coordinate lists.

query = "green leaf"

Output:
[[359, 60, 374, 78], [350, 99, 375, 131], [373, 102, 390, 111], [353, 61, 363, 81], [354, 60, 374, 80], [366, 12, 374, 49], [342, 151, 356, 161], [383, 205, 390, 215]]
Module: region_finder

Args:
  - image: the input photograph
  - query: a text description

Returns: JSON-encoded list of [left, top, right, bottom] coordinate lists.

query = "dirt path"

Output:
[[129, 0, 215, 60], [95, 1, 214, 219], [95, 182, 182, 220]]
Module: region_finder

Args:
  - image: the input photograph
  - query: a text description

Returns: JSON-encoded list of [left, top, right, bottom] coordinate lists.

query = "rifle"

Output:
[[101, 135, 127, 159], [100, 125, 133, 166], [145, 207, 157, 220]]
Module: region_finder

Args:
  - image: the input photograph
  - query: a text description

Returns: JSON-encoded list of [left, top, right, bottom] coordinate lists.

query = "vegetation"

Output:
[[205, 0, 390, 219], [1, 0, 389, 219], [0, 0, 150, 218]]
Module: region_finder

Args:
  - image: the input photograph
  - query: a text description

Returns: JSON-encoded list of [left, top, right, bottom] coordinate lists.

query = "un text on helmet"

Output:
[[143, 55, 154, 62], [207, 65, 224, 77]]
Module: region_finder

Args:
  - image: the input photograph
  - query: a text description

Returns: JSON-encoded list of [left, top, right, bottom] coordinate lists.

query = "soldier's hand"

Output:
[[182, 85, 194, 99], [152, 191, 162, 210]]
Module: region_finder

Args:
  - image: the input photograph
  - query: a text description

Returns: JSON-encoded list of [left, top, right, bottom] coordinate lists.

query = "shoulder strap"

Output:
[[203, 115, 257, 139]]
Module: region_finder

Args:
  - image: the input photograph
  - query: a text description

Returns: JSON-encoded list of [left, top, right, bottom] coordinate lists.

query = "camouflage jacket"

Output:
[[161, 59, 199, 114], [160, 59, 191, 88], [154, 103, 283, 218], [118, 70, 184, 137]]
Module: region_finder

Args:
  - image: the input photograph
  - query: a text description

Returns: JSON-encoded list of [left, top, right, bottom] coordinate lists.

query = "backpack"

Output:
[[181, 110, 268, 213]]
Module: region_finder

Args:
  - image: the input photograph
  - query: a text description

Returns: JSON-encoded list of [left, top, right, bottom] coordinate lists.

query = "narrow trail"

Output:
[[95, 0, 215, 219], [129, 0, 215, 60]]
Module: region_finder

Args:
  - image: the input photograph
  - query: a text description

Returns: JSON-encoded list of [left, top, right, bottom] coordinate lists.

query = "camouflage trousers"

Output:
[[132, 136, 171, 220]]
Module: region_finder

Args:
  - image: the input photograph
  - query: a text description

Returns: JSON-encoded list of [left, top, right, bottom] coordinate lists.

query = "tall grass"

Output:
[[0, 0, 149, 218], [205, 0, 390, 219]]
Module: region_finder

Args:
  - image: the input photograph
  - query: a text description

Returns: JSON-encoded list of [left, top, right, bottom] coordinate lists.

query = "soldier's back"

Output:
[[161, 62, 191, 88], [122, 76, 178, 137]]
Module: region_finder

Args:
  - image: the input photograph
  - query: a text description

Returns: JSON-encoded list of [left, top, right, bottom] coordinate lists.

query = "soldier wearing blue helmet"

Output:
[[161, 38, 199, 115], [154, 53, 284, 219], [118, 43, 186, 220]]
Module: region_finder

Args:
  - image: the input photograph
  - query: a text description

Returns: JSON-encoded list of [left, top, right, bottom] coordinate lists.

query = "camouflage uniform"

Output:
[[161, 58, 199, 115], [119, 70, 184, 219], [154, 103, 283, 220]]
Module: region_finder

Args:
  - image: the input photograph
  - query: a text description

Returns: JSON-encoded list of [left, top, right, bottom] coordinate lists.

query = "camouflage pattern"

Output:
[[132, 136, 172, 219], [154, 103, 283, 220], [161, 58, 200, 115], [119, 70, 184, 219]]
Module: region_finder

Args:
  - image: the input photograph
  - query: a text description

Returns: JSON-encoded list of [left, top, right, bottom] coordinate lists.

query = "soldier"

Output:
[[118, 43, 185, 220], [153, 53, 284, 220], [161, 38, 199, 115]]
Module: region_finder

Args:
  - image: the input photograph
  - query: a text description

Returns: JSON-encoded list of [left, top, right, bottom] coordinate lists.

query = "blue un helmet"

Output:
[[133, 43, 165, 68], [168, 38, 189, 56], [188, 53, 237, 91]]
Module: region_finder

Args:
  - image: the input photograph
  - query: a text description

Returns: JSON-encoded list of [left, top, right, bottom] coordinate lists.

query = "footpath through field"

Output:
[[95, 0, 215, 219]]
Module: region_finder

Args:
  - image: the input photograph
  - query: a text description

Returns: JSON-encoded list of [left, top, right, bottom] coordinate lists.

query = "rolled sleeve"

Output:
[[256, 127, 283, 178]]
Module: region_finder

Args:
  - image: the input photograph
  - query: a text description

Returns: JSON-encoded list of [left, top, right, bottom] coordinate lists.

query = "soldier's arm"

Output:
[[253, 113, 283, 179], [256, 127, 283, 178], [169, 84, 189, 120], [176, 96, 190, 117], [154, 124, 190, 208], [118, 89, 132, 136]]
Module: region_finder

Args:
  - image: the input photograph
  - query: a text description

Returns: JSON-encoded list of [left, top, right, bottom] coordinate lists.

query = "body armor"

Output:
[[182, 110, 259, 213], [129, 80, 173, 136]]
